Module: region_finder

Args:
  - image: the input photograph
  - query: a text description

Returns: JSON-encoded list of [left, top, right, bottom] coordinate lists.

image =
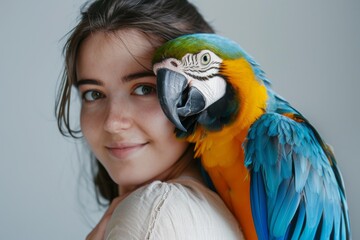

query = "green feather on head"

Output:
[[152, 33, 245, 64]]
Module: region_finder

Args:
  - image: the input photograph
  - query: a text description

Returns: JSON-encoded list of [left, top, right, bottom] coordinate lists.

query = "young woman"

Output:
[[56, 0, 244, 239]]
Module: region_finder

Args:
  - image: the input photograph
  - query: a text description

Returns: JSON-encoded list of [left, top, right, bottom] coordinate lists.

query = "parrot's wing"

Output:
[[244, 113, 350, 239]]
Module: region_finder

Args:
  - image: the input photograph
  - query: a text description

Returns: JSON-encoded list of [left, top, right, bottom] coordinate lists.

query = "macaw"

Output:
[[152, 33, 351, 239]]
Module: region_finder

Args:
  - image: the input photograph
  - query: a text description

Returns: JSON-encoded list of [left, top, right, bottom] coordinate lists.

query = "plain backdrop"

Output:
[[1, 0, 359, 239]]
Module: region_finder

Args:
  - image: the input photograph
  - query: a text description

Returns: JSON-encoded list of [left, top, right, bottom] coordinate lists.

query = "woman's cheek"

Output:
[[80, 106, 103, 142]]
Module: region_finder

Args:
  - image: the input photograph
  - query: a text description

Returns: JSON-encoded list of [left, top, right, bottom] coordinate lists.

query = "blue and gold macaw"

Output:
[[152, 33, 351, 239]]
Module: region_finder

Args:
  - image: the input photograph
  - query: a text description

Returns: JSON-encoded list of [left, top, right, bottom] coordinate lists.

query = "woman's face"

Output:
[[76, 30, 190, 193]]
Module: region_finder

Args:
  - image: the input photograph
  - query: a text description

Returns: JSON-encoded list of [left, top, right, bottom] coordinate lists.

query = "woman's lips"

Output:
[[106, 143, 148, 159]]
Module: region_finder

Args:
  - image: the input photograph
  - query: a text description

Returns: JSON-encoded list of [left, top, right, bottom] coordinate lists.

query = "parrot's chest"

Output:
[[192, 129, 255, 239], [188, 126, 249, 169]]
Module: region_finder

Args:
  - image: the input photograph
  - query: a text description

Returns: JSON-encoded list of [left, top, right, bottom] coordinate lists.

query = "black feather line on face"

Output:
[[185, 66, 221, 74], [184, 73, 223, 81]]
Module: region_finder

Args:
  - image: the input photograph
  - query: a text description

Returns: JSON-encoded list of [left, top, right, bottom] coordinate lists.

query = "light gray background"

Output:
[[1, 0, 359, 239]]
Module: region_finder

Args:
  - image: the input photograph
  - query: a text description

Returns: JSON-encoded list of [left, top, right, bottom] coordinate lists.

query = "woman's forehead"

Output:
[[78, 29, 161, 65], [76, 29, 158, 81], [114, 29, 162, 52]]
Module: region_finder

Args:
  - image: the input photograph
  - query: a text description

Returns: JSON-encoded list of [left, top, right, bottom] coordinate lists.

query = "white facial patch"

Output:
[[190, 75, 227, 109], [182, 50, 226, 110]]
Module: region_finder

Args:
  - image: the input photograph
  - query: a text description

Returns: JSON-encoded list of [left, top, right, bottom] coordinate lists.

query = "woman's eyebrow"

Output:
[[76, 79, 103, 88], [123, 70, 155, 82], [76, 70, 155, 87]]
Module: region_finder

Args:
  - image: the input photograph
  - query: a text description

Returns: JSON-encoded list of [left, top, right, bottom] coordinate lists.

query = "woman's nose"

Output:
[[103, 100, 133, 133]]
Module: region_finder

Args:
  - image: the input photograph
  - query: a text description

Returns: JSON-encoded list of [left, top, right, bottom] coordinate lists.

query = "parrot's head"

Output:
[[152, 33, 268, 136]]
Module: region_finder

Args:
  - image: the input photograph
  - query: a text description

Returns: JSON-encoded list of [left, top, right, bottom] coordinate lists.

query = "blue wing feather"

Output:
[[244, 112, 351, 239], [250, 170, 270, 240]]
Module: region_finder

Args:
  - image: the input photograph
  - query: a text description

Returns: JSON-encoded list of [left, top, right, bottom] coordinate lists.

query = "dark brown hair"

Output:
[[56, 0, 214, 203]]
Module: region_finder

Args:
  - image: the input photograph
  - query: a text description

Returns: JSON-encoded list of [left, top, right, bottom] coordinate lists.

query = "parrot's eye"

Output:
[[200, 53, 211, 65]]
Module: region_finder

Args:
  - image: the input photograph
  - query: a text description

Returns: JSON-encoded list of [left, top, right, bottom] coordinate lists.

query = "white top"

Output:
[[105, 178, 244, 240]]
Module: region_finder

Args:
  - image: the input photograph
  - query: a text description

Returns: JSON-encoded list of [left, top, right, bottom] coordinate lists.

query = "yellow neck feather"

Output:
[[186, 58, 268, 167], [224, 58, 268, 130]]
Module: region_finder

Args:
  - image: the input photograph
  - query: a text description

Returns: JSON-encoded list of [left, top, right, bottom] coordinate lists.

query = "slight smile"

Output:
[[106, 143, 148, 159]]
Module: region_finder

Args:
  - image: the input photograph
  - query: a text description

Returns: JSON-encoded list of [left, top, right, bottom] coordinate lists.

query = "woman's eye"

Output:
[[132, 85, 156, 96], [82, 90, 105, 102]]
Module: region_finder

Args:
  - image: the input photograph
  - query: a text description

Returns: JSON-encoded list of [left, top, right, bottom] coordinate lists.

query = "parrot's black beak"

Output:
[[156, 68, 206, 132]]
